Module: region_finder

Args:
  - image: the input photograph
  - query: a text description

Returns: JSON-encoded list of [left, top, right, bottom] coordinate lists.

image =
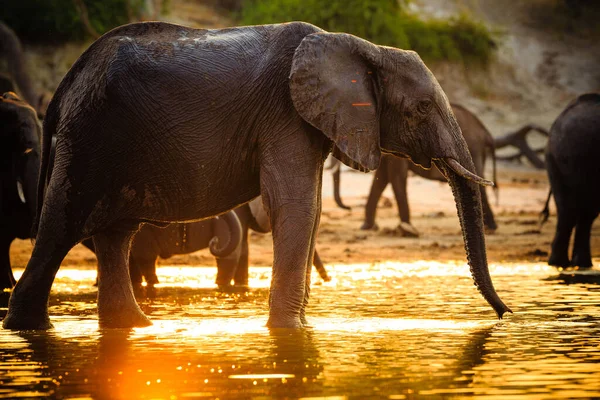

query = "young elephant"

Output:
[[0, 92, 40, 293], [84, 198, 330, 289], [545, 93, 600, 268], [352, 103, 498, 235], [83, 207, 243, 287], [4, 22, 510, 330]]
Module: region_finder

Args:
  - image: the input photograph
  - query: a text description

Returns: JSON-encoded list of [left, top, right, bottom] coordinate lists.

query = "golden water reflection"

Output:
[[1, 261, 600, 399]]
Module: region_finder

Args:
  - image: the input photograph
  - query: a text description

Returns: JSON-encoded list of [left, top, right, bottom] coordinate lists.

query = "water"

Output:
[[1, 262, 600, 399]]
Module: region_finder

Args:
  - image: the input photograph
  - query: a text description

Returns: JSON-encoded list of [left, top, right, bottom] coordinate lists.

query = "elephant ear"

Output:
[[290, 32, 382, 172]]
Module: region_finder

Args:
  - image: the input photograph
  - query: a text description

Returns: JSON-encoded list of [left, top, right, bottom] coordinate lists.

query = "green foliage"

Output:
[[1, 0, 146, 41], [239, 0, 496, 65]]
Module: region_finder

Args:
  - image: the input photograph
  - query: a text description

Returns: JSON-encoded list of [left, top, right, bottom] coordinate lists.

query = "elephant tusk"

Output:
[[444, 158, 494, 187], [16, 180, 26, 203]]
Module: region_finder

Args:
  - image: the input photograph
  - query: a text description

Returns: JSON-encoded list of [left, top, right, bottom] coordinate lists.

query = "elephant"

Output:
[[331, 103, 498, 235], [3, 21, 511, 330], [0, 22, 47, 117], [83, 198, 331, 290], [544, 93, 600, 268], [0, 92, 41, 292]]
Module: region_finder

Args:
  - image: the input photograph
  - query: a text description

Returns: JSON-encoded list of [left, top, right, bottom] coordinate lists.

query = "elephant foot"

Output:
[[548, 252, 570, 268], [484, 226, 497, 235], [2, 308, 53, 330], [98, 303, 152, 328], [267, 313, 304, 329], [219, 284, 249, 293], [397, 222, 419, 238], [570, 254, 593, 269], [360, 221, 379, 231]]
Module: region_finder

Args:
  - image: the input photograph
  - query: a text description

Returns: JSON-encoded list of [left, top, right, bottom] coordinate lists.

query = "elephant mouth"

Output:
[[386, 150, 434, 170]]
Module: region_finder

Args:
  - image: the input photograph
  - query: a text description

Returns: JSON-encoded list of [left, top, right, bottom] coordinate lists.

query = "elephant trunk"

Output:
[[209, 211, 243, 258], [435, 159, 511, 319]]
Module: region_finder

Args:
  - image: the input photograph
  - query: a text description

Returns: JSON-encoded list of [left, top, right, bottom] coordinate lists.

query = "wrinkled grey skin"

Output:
[[546, 93, 600, 268], [0, 92, 40, 295], [3, 21, 510, 330], [332, 103, 498, 233]]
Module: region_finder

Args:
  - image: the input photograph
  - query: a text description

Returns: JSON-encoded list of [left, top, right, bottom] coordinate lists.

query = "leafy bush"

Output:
[[1, 0, 147, 41], [239, 0, 496, 65]]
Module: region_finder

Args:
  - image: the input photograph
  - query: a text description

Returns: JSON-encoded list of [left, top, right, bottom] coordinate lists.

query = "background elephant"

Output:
[[0, 22, 48, 118], [4, 21, 510, 330], [85, 197, 330, 290], [0, 92, 40, 292], [331, 103, 498, 234], [543, 93, 600, 268]]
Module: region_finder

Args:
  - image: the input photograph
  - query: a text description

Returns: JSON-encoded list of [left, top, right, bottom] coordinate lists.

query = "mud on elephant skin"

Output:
[[0, 92, 41, 297], [332, 103, 498, 234], [3, 21, 510, 330], [544, 93, 600, 269]]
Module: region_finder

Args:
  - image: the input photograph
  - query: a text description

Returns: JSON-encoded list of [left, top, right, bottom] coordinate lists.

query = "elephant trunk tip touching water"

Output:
[[437, 159, 512, 319]]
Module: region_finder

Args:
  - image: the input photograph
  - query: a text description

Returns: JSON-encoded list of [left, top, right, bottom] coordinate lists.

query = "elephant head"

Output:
[[290, 33, 511, 318], [0, 91, 41, 219]]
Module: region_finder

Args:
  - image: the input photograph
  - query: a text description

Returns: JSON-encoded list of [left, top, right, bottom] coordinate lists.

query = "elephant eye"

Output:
[[416, 99, 433, 115]]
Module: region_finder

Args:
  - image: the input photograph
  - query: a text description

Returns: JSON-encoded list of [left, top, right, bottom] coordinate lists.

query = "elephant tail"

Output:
[[313, 249, 331, 282], [333, 161, 352, 210], [209, 211, 243, 258], [539, 189, 552, 229]]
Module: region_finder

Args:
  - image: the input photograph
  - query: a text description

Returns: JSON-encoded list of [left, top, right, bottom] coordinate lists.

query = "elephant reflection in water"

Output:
[[4, 323, 495, 398]]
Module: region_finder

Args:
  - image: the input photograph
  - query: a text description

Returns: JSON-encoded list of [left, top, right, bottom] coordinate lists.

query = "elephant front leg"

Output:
[[0, 237, 16, 291], [266, 199, 316, 328], [389, 161, 419, 237], [261, 150, 323, 327], [94, 229, 152, 328], [301, 195, 322, 326], [571, 211, 598, 268], [361, 163, 389, 231]]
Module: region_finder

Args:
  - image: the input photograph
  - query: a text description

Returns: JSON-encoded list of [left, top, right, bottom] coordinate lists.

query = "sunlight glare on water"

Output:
[[2, 261, 600, 399]]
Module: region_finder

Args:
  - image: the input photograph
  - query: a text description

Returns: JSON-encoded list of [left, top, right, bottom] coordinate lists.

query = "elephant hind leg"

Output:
[[361, 158, 390, 230], [94, 228, 151, 328], [570, 208, 598, 268], [2, 226, 78, 329], [548, 198, 577, 268]]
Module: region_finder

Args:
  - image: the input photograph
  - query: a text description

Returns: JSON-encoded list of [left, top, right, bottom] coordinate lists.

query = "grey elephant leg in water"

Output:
[[94, 229, 151, 328]]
